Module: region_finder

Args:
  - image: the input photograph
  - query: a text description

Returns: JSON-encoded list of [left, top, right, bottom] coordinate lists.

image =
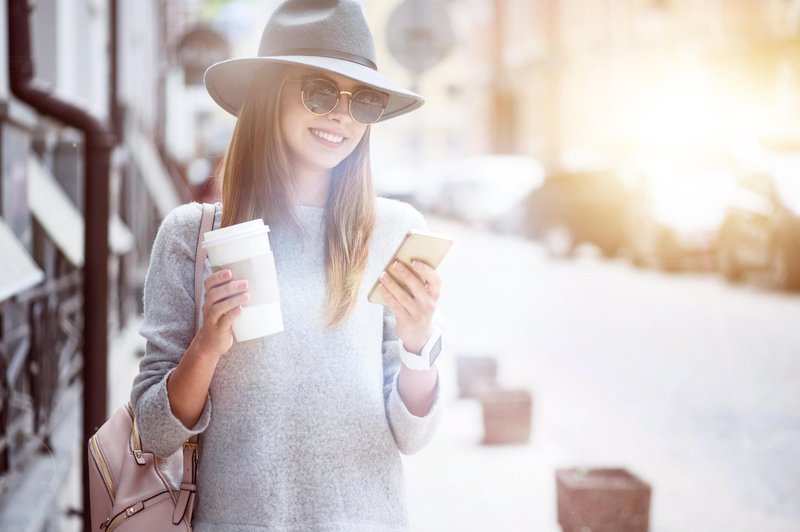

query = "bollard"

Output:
[[456, 355, 498, 399], [555, 467, 651, 532], [479, 388, 532, 444]]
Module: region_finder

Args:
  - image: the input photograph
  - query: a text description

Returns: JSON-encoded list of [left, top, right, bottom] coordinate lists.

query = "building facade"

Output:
[[0, 0, 199, 529]]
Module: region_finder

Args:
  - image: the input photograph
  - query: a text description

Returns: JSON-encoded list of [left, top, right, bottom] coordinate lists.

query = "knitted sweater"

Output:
[[130, 198, 442, 531]]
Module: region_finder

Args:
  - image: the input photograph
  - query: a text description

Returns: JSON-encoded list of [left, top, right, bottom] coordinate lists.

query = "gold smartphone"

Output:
[[367, 230, 454, 305]]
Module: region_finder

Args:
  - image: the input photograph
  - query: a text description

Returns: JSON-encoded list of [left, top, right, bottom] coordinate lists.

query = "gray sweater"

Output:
[[130, 198, 442, 531]]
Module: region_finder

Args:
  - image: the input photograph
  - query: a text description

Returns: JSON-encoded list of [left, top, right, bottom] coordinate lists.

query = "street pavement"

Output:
[[404, 217, 800, 532], [110, 216, 800, 532]]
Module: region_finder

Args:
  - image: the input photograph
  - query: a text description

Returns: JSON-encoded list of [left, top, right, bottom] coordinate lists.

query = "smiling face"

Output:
[[278, 66, 370, 180]]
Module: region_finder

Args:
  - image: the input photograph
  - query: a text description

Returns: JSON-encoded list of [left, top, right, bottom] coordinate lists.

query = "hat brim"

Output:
[[204, 56, 424, 122]]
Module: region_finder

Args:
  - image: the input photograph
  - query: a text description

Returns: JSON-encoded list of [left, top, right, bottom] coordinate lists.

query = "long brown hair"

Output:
[[217, 65, 376, 329]]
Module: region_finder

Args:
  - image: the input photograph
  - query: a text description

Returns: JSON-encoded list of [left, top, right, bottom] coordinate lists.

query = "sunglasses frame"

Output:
[[288, 75, 389, 125]]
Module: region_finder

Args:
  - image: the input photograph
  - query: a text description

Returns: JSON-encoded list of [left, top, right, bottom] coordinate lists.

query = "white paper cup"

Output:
[[202, 219, 284, 341]]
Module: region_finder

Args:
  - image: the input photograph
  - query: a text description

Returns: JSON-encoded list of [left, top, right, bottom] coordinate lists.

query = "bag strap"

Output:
[[173, 202, 216, 525], [194, 202, 215, 331]]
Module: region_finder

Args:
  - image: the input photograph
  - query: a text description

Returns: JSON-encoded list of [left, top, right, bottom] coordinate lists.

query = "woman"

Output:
[[131, 1, 443, 530]]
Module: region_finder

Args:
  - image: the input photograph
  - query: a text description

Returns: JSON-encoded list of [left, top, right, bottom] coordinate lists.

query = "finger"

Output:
[[390, 261, 427, 296], [412, 261, 441, 298], [205, 269, 233, 291], [209, 292, 249, 325], [217, 305, 243, 329], [207, 279, 248, 305], [203, 280, 245, 318], [379, 283, 410, 319], [380, 272, 420, 317], [394, 261, 438, 309]]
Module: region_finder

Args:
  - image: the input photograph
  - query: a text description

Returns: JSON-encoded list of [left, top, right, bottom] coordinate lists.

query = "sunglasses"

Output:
[[289, 75, 389, 125]]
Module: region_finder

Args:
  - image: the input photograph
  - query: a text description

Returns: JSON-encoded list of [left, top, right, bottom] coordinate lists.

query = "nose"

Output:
[[327, 91, 353, 123]]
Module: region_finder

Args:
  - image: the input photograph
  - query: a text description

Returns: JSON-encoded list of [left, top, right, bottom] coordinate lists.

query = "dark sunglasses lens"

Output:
[[301, 78, 339, 114], [351, 89, 388, 124]]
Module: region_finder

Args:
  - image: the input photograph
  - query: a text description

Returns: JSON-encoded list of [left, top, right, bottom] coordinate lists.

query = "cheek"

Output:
[[348, 126, 368, 149], [279, 106, 305, 146], [279, 91, 305, 132], [278, 110, 291, 139]]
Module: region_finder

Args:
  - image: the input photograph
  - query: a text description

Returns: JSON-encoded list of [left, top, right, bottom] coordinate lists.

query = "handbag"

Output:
[[88, 203, 216, 531]]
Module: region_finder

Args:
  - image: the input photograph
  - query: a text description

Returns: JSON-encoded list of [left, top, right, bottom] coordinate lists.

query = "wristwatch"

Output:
[[399, 327, 442, 371]]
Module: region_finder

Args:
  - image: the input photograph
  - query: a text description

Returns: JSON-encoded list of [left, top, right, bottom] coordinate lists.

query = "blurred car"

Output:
[[412, 155, 546, 234], [716, 156, 800, 290], [524, 169, 630, 258], [625, 169, 734, 271], [373, 164, 422, 208]]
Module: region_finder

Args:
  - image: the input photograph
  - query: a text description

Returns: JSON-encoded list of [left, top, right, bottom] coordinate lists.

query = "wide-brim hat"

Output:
[[204, 0, 424, 122]]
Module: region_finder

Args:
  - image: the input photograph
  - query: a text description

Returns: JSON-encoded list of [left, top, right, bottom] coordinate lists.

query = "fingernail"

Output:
[[412, 260, 420, 270], [222, 270, 231, 279], [393, 261, 403, 271], [236, 280, 247, 289]]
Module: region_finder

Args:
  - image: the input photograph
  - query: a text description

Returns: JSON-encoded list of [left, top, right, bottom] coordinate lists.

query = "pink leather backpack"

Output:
[[88, 203, 215, 530]]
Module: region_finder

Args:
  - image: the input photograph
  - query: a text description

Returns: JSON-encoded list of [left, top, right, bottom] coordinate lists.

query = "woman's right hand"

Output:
[[194, 269, 249, 359]]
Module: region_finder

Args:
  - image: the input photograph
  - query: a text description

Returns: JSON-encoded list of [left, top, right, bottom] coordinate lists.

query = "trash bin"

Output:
[[556, 467, 651, 532], [456, 355, 498, 399], [479, 388, 532, 444]]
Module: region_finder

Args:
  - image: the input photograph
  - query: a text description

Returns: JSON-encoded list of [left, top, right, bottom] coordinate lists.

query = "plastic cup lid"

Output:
[[202, 219, 270, 248]]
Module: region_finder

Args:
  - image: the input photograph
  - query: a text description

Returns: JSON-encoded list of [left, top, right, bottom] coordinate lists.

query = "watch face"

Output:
[[428, 336, 442, 365]]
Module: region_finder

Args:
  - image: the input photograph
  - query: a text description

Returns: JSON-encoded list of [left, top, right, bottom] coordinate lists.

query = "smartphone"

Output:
[[367, 230, 454, 305]]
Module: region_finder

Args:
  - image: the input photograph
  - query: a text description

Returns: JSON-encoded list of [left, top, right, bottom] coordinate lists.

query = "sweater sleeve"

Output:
[[382, 309, 443, 454], [381, 204, 443, 455], [130, 203, 212, 458]]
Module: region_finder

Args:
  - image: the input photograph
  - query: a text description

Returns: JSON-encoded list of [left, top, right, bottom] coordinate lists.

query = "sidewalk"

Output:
[[404, 379, 559, 532]]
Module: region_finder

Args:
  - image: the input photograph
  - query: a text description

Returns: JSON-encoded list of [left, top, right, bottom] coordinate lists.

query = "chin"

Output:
[[314, 158, 345, 171], [318, 152, 352, 169]]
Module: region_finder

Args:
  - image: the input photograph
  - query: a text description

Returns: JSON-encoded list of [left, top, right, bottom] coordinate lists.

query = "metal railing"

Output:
[[0, 133, 166, 502], [0, 261, 81, 493]]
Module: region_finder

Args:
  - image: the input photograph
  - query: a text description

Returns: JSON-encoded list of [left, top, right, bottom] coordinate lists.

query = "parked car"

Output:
[[525, 169, 630, 258], [409, 155, 545, 234], [716, 157, 800, 290], [625, 169, 734, 271], [373, 164, 422, 209]]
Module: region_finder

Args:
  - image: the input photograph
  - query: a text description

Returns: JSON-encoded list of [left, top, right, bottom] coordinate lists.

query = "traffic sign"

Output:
[[386, 0, 455, 75]]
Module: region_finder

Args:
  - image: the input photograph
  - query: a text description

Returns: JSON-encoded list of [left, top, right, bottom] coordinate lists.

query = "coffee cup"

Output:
[[202, 219, 283, 341]]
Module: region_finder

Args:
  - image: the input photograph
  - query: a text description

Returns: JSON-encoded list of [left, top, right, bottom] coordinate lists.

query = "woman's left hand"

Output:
[[379, 260, 441, 354]]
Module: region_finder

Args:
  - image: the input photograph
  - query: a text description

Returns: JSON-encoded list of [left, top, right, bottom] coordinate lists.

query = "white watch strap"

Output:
[[399, 342, 430, 371], [398, 328, 441, 371]]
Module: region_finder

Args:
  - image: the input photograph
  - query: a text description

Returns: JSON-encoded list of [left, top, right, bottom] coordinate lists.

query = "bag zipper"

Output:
[[90, 403, 143, 508], [126, 402, 146, 464], [89, 434, 116, 501], [95, 406, 174, 531], [100, 493, 171, 531], [101, 500, 143, 531]]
